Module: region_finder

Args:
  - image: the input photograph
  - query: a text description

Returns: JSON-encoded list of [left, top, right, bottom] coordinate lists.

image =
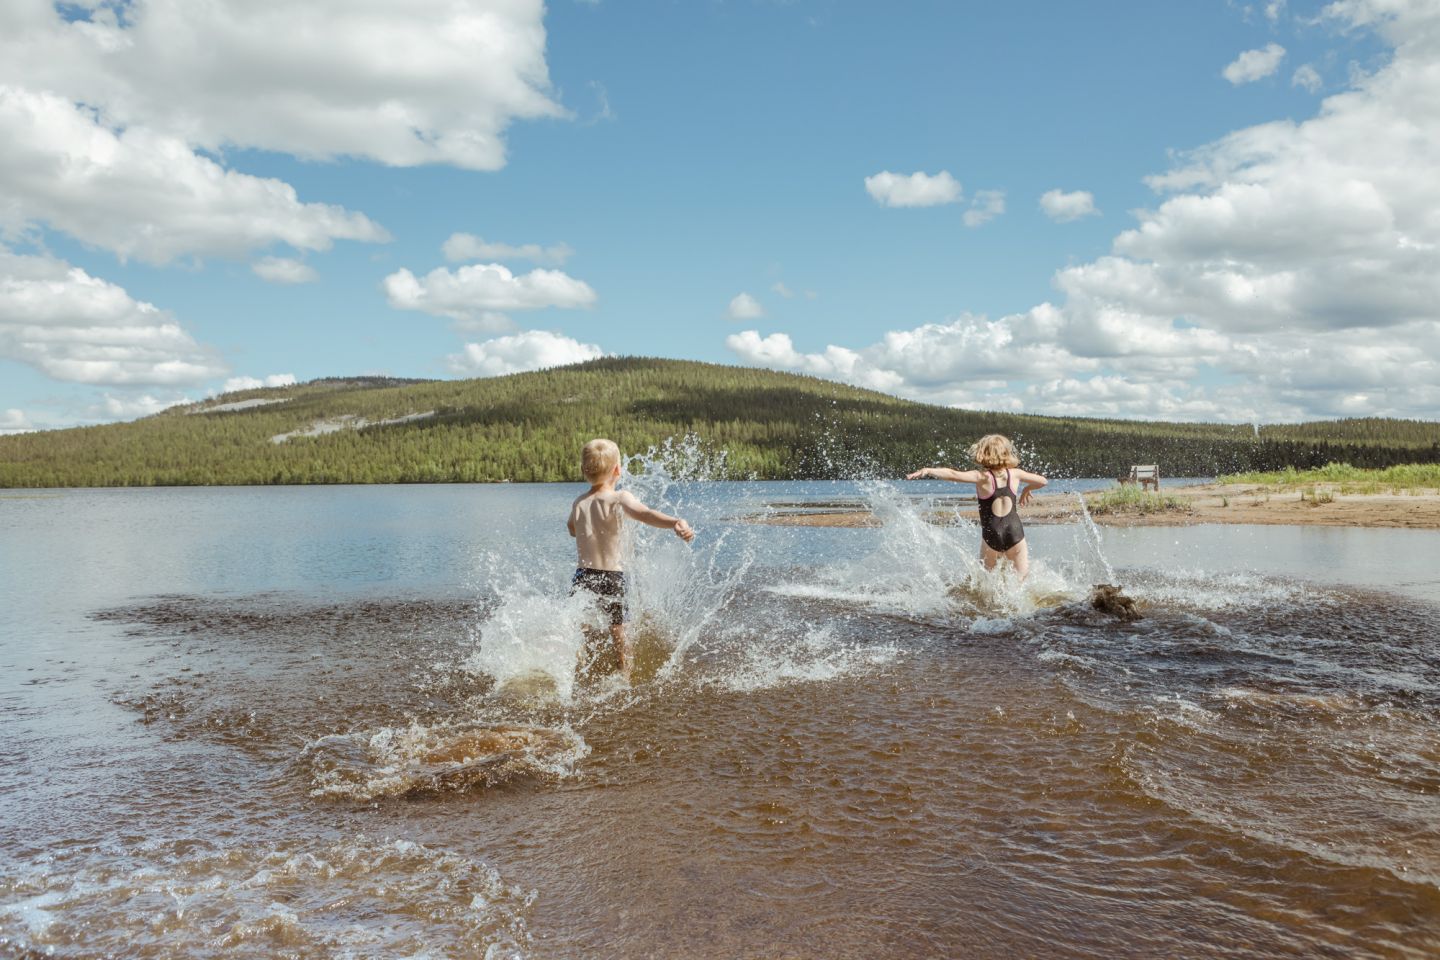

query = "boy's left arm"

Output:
[[1015, 469, 1048, 506], [618, 491, 695, 542]]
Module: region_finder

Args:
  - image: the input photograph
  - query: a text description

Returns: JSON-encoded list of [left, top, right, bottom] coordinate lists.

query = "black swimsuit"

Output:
[[978, 468, 1024, 552]]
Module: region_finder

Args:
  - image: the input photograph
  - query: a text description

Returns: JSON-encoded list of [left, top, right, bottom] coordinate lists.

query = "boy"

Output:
[[568, 438, 694, 683]]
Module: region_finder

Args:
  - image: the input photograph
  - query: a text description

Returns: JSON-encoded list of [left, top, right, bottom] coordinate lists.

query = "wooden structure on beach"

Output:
[[1120, 464, 1161, 491]]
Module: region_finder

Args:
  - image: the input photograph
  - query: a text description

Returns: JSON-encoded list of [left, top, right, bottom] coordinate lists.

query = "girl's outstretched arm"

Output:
[[907, 467, 983, 483], [1015, 469, 1048, 506]]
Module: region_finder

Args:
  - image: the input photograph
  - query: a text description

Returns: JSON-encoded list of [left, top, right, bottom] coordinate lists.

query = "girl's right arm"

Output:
[[906, 467, 983, 483]]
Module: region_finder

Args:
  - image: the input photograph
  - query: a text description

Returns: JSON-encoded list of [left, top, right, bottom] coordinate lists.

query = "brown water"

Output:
[[2, 474, 1438, 958]]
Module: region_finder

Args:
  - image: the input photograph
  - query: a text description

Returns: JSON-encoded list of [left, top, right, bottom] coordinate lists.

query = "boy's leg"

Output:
[[610, 622, 632, 683]]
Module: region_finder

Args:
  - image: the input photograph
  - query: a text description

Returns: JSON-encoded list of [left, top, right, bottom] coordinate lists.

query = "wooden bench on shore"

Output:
[[1119, 464, 1161, 491]]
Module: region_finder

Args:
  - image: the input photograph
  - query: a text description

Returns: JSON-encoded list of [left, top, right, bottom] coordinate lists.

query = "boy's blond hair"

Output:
[[968, 433, 1020, 470], [581, 438, 621, 483]]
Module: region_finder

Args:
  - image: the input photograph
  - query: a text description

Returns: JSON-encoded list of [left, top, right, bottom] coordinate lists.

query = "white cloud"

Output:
[[252, 257, 318, 285], [1039, 189, 1100, 222], [222, 374, 297, 394], [864, 170, 963, 208], [726, 1, 1440, 421], [93, 393, 191, 420], [383, 263, 597, 321], [0, 0, 564, 172], [727, 292, 765, 320], [772, 281, 795, 298], [0, 87, 389, 265], [0, 408, 33, 434], [442, 234, 574, 265], [451, 312, 517, 335], [0, 250, 227, 386], [1292, 64, 1323, 92], [1223, 43, 1287, 84], [963, 190, 1006, 228], [1265, 0, 1287, 22], [447, 330, 603, 377]]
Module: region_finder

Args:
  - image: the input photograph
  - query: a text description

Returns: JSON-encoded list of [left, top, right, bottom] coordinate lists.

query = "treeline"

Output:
[[1, 358, 1437, 487]]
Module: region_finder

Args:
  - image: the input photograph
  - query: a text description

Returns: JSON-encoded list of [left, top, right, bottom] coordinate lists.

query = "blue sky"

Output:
[[2, 0, 1433, 431]]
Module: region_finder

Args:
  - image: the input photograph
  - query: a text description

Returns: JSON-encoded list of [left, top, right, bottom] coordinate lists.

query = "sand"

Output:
[[745, 483, 1440, 530]]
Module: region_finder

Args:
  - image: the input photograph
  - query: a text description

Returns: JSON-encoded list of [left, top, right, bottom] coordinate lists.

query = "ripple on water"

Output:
[[0, 836, 534, 960]]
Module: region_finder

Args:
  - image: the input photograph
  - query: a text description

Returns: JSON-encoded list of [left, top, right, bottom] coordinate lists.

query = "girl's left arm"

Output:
[[1015, 468, 1048, 506]]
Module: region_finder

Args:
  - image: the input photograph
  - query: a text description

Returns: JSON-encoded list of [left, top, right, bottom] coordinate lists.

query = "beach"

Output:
[[748, 482, 1440, 530]]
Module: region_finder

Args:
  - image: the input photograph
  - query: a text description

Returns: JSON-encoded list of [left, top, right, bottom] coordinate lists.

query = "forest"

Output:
[[2, 358, 1437, 487]]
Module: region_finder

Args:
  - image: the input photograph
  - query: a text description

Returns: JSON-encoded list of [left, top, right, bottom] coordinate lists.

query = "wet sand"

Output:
[[747, 484, 1440, 530]]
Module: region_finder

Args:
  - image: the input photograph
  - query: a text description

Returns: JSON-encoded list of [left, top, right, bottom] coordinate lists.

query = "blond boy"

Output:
[[568, 439, 694, 682]]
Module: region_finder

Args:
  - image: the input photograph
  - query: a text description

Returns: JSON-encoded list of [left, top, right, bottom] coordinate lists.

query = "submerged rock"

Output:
[[1091, 583, 1142, 621]]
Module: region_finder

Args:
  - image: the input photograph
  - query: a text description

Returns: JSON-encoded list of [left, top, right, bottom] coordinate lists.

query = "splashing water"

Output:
[[1075, 492, 1117, 583], [465, 434, 754, 699]]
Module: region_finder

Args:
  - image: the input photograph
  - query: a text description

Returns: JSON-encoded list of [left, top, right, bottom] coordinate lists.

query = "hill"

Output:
[[2, 358, 1437, 486]]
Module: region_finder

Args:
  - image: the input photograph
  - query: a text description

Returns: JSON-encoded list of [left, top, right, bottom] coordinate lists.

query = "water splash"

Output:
[[1075, 492, 1117, 583]]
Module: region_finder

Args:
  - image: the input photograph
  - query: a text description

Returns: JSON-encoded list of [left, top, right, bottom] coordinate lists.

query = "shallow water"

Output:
[[2, 474, 1438, 959]]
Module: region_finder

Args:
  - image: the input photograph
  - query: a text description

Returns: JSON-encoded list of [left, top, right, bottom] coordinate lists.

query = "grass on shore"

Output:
[[1085, 485, 1194, 516], [1218, 462, 1440, 494]]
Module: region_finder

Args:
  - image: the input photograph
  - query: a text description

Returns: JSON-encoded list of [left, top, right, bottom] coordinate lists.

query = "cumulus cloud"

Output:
[[92, 393, 191, 420], [1, 408, 33, 434], [0, 0, 564, 171], [1039, 189, 1100, 222], [442, 234, 574, 265], [772, 281, 795, 298], [1292, 64, 1323, 92], [0, 87, 388, 265], [727, 292, 765, 320], [221, 374, 298, 393], [1223, 43, 1287, 84], [252, 257, 319, 285], [383, 263, 597, 321], [728, 1, 1440, 421], [963, 190, 1006, 227], [447, 330, 603, 377], [864, 170, 963, 208], [0, 250, 227, 386]]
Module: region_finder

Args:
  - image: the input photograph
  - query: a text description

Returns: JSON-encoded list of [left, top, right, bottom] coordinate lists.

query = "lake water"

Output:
[[2, 471, 1438, 958]]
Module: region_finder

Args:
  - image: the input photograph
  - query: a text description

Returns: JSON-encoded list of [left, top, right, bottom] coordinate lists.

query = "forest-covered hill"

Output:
[[2, 358, 1437, 486]]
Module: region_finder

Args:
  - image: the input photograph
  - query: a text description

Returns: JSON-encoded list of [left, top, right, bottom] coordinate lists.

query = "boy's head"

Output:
[[581, 438, 622, 483], [969, 434, 1019, 470]]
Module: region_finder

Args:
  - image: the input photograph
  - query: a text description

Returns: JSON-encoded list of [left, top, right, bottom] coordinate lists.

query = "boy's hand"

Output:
[[674, 519, 695, 543], [906, 469, 929, 480]]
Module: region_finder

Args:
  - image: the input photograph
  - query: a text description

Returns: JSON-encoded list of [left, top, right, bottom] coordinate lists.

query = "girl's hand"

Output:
[[906, 469, 930, 480], [1018, 488, 1034, 507], [674, 519, 695, 543]]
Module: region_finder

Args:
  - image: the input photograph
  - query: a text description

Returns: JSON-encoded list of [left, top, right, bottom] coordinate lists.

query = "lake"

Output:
[[2, 474, 1438, 958]]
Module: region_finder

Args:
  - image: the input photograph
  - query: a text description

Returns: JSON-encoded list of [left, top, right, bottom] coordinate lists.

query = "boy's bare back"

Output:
[[569, 488, 631, 572]]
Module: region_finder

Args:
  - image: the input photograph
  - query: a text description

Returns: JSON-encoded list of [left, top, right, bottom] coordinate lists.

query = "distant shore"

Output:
[[745, 482, 1440, 530]]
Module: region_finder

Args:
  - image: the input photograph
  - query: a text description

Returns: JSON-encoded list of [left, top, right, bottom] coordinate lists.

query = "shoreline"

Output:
[[744, 483, 1440, 530]]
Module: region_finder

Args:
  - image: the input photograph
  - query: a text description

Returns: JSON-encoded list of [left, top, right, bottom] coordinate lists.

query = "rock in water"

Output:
[[1091, 584, 1142, 621]]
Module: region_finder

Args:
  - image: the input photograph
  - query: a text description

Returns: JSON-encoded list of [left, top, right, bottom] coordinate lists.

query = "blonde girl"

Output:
[[907, 434, 1048, 580]]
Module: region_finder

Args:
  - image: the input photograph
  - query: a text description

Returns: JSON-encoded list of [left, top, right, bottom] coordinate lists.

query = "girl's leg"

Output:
[[1003, 539, 1030, 582], [980, 543, 1001, 571]]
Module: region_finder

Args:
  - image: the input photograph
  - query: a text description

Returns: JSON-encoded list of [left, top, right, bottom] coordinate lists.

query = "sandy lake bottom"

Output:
[[2, 479, 1438, 959]]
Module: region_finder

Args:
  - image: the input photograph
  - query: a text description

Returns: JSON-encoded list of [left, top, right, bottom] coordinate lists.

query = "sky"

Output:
[[1, 0, 1436, 433]]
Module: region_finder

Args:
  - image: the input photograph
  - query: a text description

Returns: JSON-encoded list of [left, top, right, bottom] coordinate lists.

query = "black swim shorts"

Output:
[[571, 567, 627, 626]]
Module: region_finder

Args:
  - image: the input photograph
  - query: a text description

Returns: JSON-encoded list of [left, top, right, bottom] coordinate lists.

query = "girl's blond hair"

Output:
[[581, 438, 621, 483], [968, 434, 1019, 470]]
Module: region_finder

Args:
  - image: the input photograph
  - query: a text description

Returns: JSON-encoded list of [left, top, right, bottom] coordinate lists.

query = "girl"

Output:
[[907, 434, 1047, 581]]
